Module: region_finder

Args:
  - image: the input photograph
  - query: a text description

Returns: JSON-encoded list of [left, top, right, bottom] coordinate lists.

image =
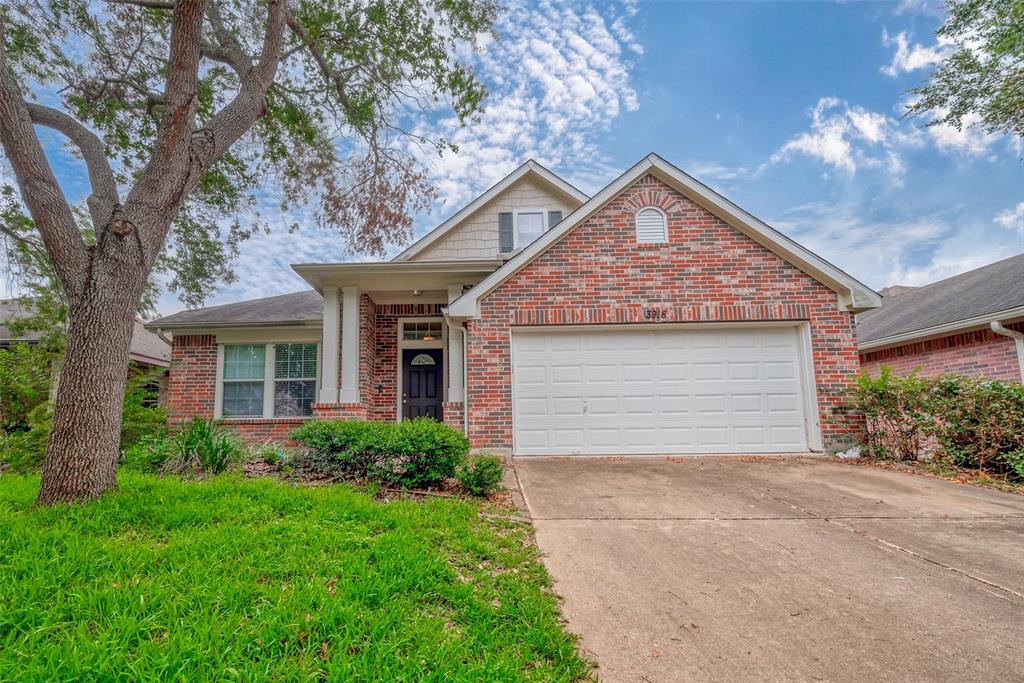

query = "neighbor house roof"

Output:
[[857, 253, 1024, 350], [1, 298, 170, 366], [391, 159, 589, 262], [447, 153, 881, 318], [146, 290, 323, 329]]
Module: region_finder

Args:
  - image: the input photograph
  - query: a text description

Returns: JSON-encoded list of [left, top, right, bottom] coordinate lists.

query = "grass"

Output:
[[0, 472, 590, 681]]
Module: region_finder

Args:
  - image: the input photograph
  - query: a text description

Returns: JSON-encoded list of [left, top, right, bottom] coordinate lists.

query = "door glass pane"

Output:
[[516, 212, 544, 246], [222, 381, 264, 417], [224, 344, 265, 380], [410, 353, 436, 366]]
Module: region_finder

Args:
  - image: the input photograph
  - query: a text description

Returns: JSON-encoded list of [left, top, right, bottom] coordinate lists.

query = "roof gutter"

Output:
[[990, 320, 1024, 382]]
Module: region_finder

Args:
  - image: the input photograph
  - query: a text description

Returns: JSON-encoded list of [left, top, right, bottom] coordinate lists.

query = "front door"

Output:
[[402, 348, 443, 420]]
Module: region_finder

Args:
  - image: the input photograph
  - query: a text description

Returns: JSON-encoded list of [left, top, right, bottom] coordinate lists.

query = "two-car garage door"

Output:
[[511, 326, 813, 455]]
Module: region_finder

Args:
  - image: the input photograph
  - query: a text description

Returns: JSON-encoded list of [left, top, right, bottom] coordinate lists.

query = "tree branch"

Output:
[[0, 32, 89, 294], [24, 103, 120, 230], [199, 0, 287, 163]]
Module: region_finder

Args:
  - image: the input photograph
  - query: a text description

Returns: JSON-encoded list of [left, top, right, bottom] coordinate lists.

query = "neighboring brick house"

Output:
[[148, 154, 880, 455], [858, 254, 1024, 382]]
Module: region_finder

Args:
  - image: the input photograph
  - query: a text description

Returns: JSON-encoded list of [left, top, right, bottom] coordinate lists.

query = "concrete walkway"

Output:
[[515, 457, 1024, 682]]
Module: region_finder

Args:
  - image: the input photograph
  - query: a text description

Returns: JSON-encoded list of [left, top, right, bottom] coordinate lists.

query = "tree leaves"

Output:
[[908, 0, 1024, 141]]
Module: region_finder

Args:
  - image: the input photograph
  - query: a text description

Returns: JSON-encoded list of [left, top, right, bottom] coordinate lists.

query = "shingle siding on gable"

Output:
[[859, 323, 1024, 380], [409, 177, 576, 261], [464, 174, 862, 450]]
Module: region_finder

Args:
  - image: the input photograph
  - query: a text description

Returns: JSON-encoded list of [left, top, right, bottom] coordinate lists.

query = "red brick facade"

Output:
[[165, 305, 444, 444], [859, 323, 1024, 381], [167, 335, 217, 421], [464, 174, 861, 450], [167, 175, 867, 451]]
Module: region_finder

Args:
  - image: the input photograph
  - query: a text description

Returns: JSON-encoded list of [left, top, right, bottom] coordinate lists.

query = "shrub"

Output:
[[854, 369, 1024, 480], [0, 404, 51, 473], [161, 418, 245, 476], [292, 418, 469, 488], [120, 368, 168, 449], [290, 420, 393, 477], [0, 342, 52, 433], [456, 455, 504, 497], [854, 368, 929, 460]]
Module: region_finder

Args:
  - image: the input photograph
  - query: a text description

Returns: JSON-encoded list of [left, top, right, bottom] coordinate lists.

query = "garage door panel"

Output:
[[512, 327, 810, 455]]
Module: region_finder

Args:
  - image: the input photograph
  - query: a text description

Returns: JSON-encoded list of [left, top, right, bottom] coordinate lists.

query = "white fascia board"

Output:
[[391, 160, 589, 262], [449, 153, 881, 318], [858, 305, 1024, 352]]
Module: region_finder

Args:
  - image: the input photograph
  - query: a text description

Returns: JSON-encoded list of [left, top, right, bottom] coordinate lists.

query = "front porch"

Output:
[[294, 261, 498, 432]]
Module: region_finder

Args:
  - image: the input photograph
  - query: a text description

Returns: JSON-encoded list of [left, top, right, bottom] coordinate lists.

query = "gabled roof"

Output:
[[392, 159, 589, 262], [447, 153, 881, 318], [146, 291, 323, 329], [857, 253, 1024, 349]]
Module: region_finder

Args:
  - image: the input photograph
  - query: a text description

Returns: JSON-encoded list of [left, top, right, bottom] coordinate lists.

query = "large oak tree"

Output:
[[0, 0, 498, 504]]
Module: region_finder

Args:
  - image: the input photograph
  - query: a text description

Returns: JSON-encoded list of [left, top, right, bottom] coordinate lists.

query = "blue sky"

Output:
[[7, 0, 1024, 316]]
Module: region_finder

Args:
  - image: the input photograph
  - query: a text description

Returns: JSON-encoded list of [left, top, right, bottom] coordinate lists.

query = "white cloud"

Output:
[[926, 111, 1002, 157], [411, 0, 641, 211], [995, 201, 1024, 237], [773, 202, 1019, 289], [766, 98, 919, 182], [880, 30, 954, 77]]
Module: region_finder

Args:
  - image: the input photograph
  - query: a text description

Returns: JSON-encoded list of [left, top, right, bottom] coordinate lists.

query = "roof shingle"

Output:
[[148, 290, 323, 327], [856, 253, 1024, 345]]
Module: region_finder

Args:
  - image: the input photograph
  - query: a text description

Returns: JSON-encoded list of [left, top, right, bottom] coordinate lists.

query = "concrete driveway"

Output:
[[515, 457, 1024, 682]]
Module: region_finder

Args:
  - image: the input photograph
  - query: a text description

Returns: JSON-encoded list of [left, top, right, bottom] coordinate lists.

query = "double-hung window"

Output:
[[514, 210, 545, 248], [220, 342, 318, 418], [222, 344, 266, 417]]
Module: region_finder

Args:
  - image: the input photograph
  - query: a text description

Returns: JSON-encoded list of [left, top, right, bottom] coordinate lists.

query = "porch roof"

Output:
[[291, 259, 502, 298]]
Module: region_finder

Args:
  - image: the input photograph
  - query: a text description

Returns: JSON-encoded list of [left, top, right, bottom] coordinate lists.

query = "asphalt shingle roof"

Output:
[[148, 290, 323, 327], [856, 253, 1024, 344]]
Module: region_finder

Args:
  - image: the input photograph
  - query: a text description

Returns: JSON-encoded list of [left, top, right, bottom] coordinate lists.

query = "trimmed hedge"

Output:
[[291, 418, 470, 489], [854, 368, 1024, 479]]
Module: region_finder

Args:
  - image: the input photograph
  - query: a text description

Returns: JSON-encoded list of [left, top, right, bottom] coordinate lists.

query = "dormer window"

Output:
[[498, 209, 563, 253], [515, 210, 545, 247], [635, 207, 668, 244]]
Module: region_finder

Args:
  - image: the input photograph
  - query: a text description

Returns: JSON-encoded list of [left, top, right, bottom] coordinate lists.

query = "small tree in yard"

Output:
[[0, 0, 498, 504]]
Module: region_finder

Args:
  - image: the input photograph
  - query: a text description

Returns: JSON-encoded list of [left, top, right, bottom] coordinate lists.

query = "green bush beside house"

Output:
[[854, 368, 1024, 480]]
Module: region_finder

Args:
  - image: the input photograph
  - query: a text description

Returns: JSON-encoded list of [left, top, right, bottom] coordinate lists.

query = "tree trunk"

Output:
[[36, 278, 140, 505]]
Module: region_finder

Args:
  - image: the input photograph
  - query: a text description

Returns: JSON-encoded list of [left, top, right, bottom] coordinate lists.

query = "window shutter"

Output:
[[635, 208, 668, 243], [498, 212, 514, 252], [547, 210, 563, 228]]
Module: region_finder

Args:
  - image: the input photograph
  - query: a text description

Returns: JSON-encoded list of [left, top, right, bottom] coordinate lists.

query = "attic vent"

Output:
[[635, 207, 667, 244]]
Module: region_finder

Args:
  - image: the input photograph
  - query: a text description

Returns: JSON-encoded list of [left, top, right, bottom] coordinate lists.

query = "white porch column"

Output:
[[339, 286, 360, 403], [319, 286, 340, 403], [447, 285, 465, 403]]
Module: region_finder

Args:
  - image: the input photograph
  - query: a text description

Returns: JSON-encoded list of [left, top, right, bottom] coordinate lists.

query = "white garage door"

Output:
[[511, 326, 811, 455]]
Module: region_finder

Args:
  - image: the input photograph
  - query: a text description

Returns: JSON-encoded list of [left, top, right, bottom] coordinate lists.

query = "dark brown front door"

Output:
[[402, 348, 443, 420]]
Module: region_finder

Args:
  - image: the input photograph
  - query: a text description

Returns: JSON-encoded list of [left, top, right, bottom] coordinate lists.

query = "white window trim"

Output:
[[395, 317, 447, 423], [512, 207, 550, 249], [635, 205, 668, 244], [216, 342, 321, 419]]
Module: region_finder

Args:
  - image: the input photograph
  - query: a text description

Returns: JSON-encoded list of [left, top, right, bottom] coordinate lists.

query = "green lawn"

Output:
[[0, 473, 589, 681]]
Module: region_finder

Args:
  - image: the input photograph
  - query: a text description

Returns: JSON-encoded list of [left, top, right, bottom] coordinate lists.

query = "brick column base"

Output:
[[442, 401, 465, 433]]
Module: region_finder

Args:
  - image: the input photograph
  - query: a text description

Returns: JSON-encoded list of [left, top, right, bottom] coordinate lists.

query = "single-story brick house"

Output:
[[858, 253, 1024, 382], [147, 154, 881, 456]]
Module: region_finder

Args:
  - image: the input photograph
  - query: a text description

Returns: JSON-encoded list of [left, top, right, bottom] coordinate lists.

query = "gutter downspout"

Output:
[[990, 321, 1024, 382]]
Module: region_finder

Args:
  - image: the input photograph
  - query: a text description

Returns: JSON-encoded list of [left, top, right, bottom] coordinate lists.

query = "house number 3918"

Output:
[[643, 308, 668, 320]]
